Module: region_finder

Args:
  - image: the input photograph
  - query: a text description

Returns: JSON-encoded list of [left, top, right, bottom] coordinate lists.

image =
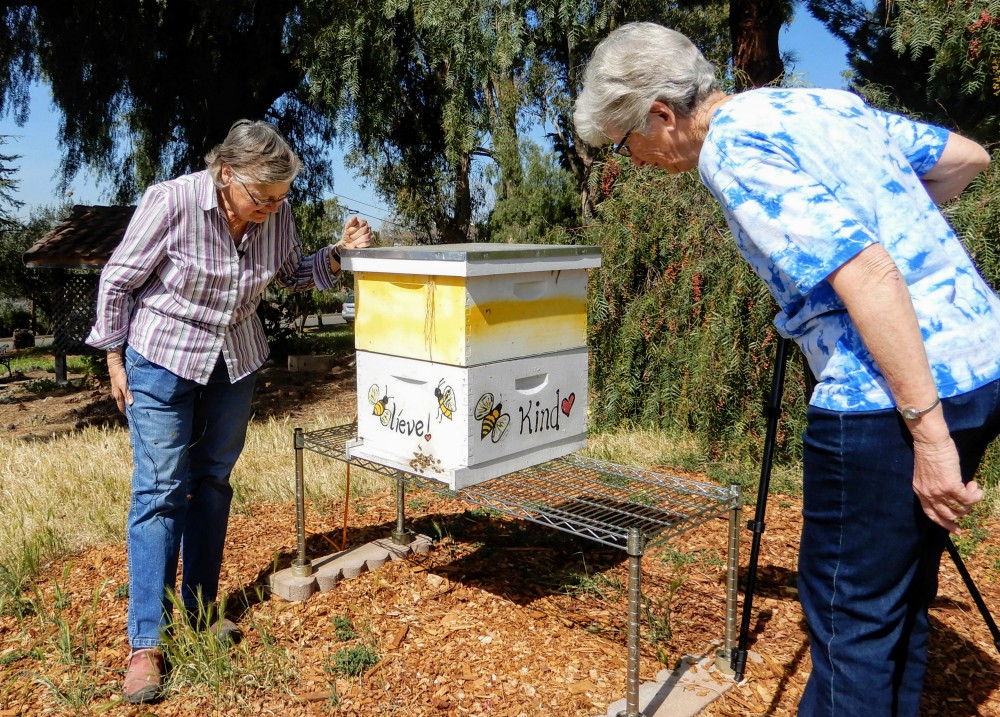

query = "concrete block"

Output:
[[597, 652, 744, 717], [269, 534, 433, 602], [269, 572, 317, 602]]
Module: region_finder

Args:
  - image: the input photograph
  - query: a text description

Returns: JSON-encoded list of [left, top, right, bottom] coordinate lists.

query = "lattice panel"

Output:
[[51, 270, 101, 356]]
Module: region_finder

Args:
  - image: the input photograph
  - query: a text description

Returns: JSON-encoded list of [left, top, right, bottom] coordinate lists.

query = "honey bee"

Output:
[[434, 379, 456, 422], [368, 384, 392, 426], [474, 392, 509, 443]]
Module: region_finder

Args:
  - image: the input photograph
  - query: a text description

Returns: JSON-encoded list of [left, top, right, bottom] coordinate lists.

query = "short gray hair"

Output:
[[574, 23, 719, 147], [205, 119, 302, 188]]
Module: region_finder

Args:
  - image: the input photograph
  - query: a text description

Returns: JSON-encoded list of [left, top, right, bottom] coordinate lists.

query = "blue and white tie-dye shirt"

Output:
[[699, 88, 1000, 411]]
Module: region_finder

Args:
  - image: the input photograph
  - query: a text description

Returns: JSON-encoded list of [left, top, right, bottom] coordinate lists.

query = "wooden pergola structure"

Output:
[[22, 205, 135, 384]]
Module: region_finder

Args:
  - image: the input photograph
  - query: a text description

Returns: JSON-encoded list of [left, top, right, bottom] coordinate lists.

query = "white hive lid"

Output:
[[340, 242, 602, 277]]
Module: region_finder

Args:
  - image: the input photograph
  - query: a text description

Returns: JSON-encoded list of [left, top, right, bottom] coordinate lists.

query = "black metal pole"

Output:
[[944, 538, 1000, 655], [732, 336, 790, 681]]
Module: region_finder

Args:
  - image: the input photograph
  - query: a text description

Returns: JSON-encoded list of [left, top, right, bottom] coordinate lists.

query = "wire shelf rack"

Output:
[[300, 423, 740, 551]]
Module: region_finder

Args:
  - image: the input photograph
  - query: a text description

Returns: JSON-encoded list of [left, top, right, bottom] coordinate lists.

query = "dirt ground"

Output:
[[0, 360, 999, 716]]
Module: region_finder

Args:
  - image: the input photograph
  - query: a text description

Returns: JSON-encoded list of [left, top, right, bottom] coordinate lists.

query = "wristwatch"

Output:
[[897, 397, 941, 420]]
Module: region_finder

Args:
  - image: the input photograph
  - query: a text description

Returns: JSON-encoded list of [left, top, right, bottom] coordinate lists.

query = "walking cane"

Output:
[[731, 335, 1000, 683], [944, 539, 1000, 655], [731, 335, 790, 681]]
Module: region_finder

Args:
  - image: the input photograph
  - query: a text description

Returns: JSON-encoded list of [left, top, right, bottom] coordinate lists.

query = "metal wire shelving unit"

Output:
[[291, 423, 742, 717]]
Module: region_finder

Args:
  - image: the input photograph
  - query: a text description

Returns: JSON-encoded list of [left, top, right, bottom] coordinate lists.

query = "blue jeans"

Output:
[[798, 379, 1000, 716], [124, 346, 257, 649]]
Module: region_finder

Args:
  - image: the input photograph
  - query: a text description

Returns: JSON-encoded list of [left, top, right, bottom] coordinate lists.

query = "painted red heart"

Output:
[[561, 392, 576, 417], [425, 434, 432, 441]]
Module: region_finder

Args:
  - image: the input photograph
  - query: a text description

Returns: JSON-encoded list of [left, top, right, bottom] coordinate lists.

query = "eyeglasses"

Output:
[[613, 129, 633, 158], [240, 182, 288, 207]]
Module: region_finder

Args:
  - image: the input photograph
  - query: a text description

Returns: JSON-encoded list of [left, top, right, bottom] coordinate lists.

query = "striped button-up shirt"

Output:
[[86, 170, 340, 384]]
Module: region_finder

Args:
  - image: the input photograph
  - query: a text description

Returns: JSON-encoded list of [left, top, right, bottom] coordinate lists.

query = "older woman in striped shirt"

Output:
[[87, 119, 372, 704]]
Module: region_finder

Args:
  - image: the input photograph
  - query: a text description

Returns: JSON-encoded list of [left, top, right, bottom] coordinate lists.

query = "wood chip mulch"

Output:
[[1, 365, 998, 715], [0, 487, 998, 717]]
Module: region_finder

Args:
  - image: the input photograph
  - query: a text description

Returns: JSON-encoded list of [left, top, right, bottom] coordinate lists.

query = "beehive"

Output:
[[341, 243, 601, 488], [346, 244, 601, 366]]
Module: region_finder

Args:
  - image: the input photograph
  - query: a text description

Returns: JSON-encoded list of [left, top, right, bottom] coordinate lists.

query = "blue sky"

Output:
[[0, 9, 850, 224]]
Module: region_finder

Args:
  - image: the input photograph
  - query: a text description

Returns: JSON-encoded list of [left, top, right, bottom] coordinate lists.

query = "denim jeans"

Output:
[[798, 378, 1000, 716], [124, 346, 257, 649]]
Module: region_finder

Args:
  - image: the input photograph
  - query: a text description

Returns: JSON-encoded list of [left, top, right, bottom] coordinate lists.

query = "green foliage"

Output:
[[293, 198, 349, 255], [808, 0, 1000, 141], [1, 2, 730, 244], [331, 615, 358, 642], [0, 134, 23, 230], [0, 203, 71, 334], [0, 299, 30, 336], [889, 0, 1000, 139], [304, 0, 526, 242], [23, 377, 58, 394], [325, 643, 380, 678], [1, 2, 334, 204], [481, 140, 579, 243], [943, 149, 1000, 492], [301, 0, 731, 241], [581, 160, 807, 465]]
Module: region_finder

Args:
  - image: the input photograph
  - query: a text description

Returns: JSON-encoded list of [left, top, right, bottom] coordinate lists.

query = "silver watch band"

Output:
[[897, 397, 941, 421]]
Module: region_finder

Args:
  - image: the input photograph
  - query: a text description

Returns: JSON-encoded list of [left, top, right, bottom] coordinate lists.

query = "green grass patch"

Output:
[[159, 592, 297, 707], [4, 348, 91, 376], [285, 324, 355, 356]]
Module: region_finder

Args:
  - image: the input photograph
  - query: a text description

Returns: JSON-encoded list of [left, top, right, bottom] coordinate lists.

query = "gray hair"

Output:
[[205, 119, 302, 188], [574, 23, 719, 147]]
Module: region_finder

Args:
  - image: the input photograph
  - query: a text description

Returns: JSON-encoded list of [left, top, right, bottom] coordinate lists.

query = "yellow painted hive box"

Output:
[[340, 244, 602, 366]]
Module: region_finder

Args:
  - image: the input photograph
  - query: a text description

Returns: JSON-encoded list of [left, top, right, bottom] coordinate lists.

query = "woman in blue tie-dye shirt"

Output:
[[576, 22, 1000, 717]]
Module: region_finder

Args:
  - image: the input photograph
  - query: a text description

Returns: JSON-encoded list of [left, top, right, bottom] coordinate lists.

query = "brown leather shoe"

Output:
[[123, 648, 165, 704]]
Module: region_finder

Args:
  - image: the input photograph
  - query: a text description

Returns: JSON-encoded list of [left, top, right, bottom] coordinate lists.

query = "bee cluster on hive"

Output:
[[409, 446, 443, 474]]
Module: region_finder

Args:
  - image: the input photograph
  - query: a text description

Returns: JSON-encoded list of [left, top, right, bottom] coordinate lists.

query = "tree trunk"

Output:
[[444, 156, 473, 244], [730, 0, 786, 90]]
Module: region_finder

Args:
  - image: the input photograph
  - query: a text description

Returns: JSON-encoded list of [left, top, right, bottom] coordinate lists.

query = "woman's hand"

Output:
[[107, 350, 133, 414], [338, 215, 373, 251], [911, 432, 984, 533]]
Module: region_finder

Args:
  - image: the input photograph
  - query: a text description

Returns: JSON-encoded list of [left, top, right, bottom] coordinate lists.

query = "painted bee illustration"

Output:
[[368, 384, 392, 426], [434, 379, 456, 422], [474, 392, 510, 443]]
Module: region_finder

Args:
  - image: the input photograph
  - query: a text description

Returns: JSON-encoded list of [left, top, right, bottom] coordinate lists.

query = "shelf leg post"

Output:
[[716, 484, 742, 674], [617, 527, 647, 717], [391, 475, 412, 545], [291, 428, 313, 577]]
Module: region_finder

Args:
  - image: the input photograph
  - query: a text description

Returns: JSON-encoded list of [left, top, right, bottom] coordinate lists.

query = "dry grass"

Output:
[[0, 411, 724, 612], [585, 425, 705, 469], [0, 411, 393, 598]]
